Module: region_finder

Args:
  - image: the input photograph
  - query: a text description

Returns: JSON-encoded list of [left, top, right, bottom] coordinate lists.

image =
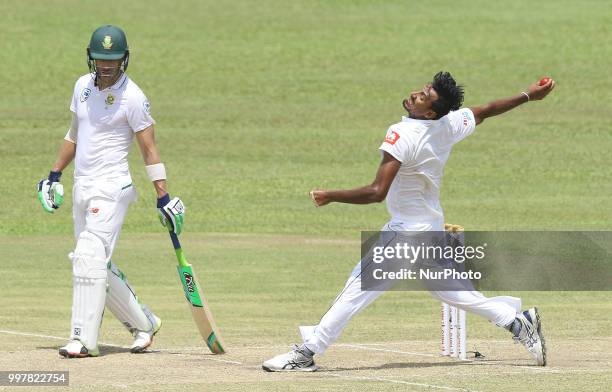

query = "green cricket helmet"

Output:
[[87, 25, 130, 73]]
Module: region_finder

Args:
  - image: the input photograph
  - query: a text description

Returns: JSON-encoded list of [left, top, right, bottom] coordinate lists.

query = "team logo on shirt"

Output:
[[102, 35, 113, 50], [143, 100, 151, 114], [384, 131, 400, 145], [80, 88, 91, 103], [89, 207, 100, 215], [105, 94, 115, 106]]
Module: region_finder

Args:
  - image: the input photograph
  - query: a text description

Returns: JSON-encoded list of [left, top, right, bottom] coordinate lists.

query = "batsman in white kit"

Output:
[[37, 25, 185, 358], [263, 72, 555, 371]]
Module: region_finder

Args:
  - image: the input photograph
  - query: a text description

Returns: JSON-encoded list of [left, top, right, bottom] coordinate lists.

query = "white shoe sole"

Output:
[[130, 317, 162, 354], [59, 345, 99, 358], [262, 364, 318, 372]]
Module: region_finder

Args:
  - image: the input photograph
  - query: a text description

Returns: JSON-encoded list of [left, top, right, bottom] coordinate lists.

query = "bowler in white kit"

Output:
[[37, 25, 185, 357], [263, 71, 555, 371]]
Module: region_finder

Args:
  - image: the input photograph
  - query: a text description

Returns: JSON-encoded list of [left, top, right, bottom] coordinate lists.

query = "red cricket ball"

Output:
[[538, 77, 551, 86]]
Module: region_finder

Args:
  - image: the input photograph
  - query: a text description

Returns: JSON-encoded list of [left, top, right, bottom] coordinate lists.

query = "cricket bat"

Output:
[[168, 232, 226, 354]]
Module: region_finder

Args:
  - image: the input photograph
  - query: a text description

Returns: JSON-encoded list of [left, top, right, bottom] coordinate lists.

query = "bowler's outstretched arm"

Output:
[[471, 78, 555, 125]]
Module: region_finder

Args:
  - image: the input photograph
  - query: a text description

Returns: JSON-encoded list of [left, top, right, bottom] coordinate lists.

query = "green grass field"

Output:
[[1, 1, 611, 391]]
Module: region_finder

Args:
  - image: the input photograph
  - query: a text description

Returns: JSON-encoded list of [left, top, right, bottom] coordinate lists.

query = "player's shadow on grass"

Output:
[[324, 358, 528, 372]]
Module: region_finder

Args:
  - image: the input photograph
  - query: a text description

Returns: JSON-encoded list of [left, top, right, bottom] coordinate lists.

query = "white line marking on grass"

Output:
[[0, 329, 244, 365], [0, 330, 134, 351], [325, 373, 480, 392], [511, 366, 562, 373], [0, 329, 68, 341]]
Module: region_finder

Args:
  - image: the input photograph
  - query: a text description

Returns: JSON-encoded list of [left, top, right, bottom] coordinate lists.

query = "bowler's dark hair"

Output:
[[431, 71, 464, 119]]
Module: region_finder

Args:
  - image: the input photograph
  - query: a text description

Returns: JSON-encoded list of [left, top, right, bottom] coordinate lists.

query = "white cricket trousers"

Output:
[[300, 226, 522, 355], [72, 176, 136, 257]]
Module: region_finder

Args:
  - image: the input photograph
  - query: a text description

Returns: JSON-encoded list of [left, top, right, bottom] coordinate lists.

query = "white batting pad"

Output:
[[106, 261, 153, 333], [69, 231, 108, 350]]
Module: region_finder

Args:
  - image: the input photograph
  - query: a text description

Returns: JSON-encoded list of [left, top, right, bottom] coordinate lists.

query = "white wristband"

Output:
[[145, 163, 167, 182], [521, 91, 530, 102]]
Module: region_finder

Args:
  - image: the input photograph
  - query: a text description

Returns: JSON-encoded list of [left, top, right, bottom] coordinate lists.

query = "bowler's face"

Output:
[[403, 83, 439, 119]]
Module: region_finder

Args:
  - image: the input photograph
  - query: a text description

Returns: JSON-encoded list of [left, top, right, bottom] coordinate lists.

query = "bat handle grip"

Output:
[[169, 231, 181, 250]]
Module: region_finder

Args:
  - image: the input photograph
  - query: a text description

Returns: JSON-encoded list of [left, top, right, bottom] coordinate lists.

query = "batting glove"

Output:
[[37, 171, 64, 213], [157, 194, 185, 235]]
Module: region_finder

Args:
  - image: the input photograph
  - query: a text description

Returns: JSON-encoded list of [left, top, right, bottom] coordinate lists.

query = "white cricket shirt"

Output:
[[69, 73, 155, 179], [379, 108, 476, 231]]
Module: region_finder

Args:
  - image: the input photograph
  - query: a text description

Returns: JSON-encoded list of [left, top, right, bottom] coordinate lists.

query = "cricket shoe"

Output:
[[512, 307, 547, 366], [130, 305, 162, 353], [262, 344, 318, 372], [59, 340, 99, 358]]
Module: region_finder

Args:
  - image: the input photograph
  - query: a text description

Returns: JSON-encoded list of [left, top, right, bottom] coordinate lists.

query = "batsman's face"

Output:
[[403, 83, 439, 120], [95, 59, 122, 79]]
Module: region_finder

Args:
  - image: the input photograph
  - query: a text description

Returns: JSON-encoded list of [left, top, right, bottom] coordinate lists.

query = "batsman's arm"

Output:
[[310, 152, 401, 206], [470, 78, 555, 125], [37, 114, 78, 213], [136, 125, 185, 235], [51, 113, 79, 171], [52, 140, 76, 172], [135, 125, 167, 198]]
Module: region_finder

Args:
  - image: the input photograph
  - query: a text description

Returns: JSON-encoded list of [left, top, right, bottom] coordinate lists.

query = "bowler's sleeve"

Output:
[[379, 127, 411, 163], [127, 89, 156, 133], [446, 108, 476, 143]]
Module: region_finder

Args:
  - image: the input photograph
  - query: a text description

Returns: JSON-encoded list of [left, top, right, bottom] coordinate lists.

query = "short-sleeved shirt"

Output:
[[379, 108, 476, 231], [70, 73, 155, 179]]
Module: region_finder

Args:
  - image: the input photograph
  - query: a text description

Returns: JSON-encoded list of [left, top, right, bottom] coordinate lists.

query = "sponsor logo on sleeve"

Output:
[[462, 111, 469, 126], [80, 88, 91, 103], [384, 130, 400, 145]]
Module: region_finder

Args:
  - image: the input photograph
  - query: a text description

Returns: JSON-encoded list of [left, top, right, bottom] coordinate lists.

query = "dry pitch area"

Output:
[[1, 234, 611, 391], [0, 331, 610, 391]]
